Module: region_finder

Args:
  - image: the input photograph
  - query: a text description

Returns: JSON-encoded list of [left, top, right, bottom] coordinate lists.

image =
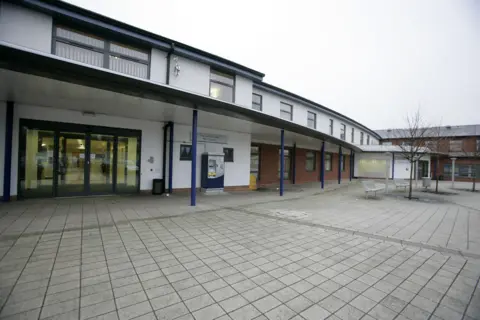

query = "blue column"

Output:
[[392, 153, 395, 179], [191, 110, 198, 206], [280, 129, 284, 196], [349, 149, 353, 181], [292, 143, 296, 185], [168, 122, 174, 194], [321, 142, 325, 189], [338, 146, 342, 184], [3, 102, 13, 202]]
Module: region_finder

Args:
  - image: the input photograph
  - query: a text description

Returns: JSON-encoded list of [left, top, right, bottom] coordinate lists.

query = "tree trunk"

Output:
[[435, 158, 439, 193], [473, 176, 476, 192], [408, 160, 414, 199]]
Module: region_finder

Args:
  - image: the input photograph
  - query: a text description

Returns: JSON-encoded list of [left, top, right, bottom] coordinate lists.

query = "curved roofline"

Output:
[[16, 0, 265, 80], [254, 82, 382, 140]]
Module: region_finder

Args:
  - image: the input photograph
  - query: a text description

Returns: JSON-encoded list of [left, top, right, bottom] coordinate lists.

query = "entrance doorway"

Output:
[[18, 119, 141, 199]]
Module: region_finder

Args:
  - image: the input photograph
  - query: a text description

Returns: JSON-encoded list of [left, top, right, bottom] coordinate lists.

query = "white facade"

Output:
[[0, 1, 385, 199]]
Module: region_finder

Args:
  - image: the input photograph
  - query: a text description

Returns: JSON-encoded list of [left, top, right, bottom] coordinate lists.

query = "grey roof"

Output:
[[376, 125, 480, 139]]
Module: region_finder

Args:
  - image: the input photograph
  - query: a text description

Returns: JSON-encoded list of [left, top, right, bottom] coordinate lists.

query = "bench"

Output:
[[361, 180, 384, 199], [393, 179, 409, 191]]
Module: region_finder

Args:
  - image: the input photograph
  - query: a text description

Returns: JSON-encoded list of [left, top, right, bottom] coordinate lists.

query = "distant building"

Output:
[[376, 125, 480, 182]]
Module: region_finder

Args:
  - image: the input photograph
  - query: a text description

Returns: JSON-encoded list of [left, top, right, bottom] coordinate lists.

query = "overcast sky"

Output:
[[67, 0, 479, 130]]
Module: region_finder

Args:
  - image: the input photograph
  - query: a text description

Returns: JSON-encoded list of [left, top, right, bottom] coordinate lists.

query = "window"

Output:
[[280, 102, 293, 121], [278, 149, 290, 179], [307, 112, 316, 129], [250, 146, 260, 178], [342, 155, 347, 171], [340, 124, 346, 140], [252, 93, 262, 111], [477, 139, 480, 152], [351, 128, 355, 143], [179, 145, 192, 161], [305, 151, 316, 171], [210, 70, 235, 102], [325, 153, 332, 171], [329, 119, 334, 135], [367, 135, 370, 145], [53, 26, 149, 79], [223, 148, 234, 162], [360, 132, 364, 145], [449, 140, 463, 152], [382, 141, 393, 146]]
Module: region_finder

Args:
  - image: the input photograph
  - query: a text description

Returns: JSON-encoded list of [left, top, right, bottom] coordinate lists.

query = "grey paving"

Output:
[[0, 182, 479, 319]]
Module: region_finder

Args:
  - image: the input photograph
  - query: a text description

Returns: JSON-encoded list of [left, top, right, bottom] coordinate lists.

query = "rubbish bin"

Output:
[[152, 179, 165, 195], [422, 177, 431, 188]]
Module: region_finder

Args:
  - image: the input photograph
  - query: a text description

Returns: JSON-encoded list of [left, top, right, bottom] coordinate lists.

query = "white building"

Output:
[[0, 0, 385, 204]]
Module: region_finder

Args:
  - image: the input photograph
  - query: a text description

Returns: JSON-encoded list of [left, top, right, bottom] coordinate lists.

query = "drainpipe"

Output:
[[166, 43, 175, 85]]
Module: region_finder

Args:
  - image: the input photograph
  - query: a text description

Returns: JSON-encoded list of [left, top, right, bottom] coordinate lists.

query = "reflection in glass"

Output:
[[57, 133, 86, 196], [90, 134, 114, 193], [21, 129, 55, 198], [117, 136, 139, 192]]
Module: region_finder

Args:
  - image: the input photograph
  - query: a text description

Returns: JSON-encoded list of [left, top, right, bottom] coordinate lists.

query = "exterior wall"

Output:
[[10, 104, 164, 196], [150, 48, 168, 84], [170, 124, 251, 189], [0, 2, 52, 52], [255, 142, 350, 186], [436, 157, 480, 182], [234, 76, 253, 108], [168, 56, 210, 95], [0, 101, 5, 197]]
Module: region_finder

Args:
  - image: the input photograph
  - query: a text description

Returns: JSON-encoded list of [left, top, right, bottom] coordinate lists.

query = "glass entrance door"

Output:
[[18, 119, 141, 199], [89, 134, 114, 194], [56, 132, 87, 197]]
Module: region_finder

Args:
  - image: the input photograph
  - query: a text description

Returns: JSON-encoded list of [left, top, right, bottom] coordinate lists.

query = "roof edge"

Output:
[[254, 82, 382, 140], [16, 0, 265, 80]]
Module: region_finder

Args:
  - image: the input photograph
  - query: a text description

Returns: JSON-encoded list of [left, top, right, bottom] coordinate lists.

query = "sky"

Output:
[[66, 0, 480, 130]]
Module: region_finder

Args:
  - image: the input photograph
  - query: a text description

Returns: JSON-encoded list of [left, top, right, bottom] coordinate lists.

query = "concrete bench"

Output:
[[361, 180, 384, 199], [393, 179, 409, 191]]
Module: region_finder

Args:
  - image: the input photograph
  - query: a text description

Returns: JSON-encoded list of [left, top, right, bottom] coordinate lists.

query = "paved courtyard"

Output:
[[0, 182, 480, 320]]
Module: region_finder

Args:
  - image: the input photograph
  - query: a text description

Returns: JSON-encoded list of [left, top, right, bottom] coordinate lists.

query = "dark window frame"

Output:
[[342, 155, 347, 171], [351, 128, 355, 143], [252, 93, 262, 111], [307, 111, 316, 129], [209, 69, 235, 103], [280, 102, 293, 121], [250, 144, 261, 180], [223, 147, 234, 162], [305, 151, 316, 172], [179, 144, 192, 161], [360, 132, 364, 145], [329, 119, 334, 135], [340, 123, 346, 140], [278, 148, 291, 179], [52, 24, 150, 79], [367, 135, 370, 145], [325, 153, 333, 171]]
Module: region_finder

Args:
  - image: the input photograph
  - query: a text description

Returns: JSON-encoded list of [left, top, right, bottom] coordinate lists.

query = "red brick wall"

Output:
[[434, 157, 480, 182], [256, 143, 352, 186]]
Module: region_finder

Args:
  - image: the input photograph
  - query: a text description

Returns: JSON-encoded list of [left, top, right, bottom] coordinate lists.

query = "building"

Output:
[[376, 125, 480, 182], [0, 0, 384, 204]]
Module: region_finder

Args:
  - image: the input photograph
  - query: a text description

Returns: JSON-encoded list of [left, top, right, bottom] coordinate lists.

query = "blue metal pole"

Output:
[[321, 142, 325, 189], [280, 129, 284, 196], [292, 143, 296, 185], [191, 110, 198, 206], [338, 146, 342, 184], [168, 122, 174, 194], [392, 153, 395, 179], [350, 149, 353, 181], [3, 101, 13, 202]]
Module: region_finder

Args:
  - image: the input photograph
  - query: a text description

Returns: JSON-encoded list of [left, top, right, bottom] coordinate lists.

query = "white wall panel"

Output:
[[0, 2, 52, 52], [234, 75, 253, 108], [168, 56, 210, 95], [11, 104, 164, 195], [170, 125, 251, 188], [150, 48, 167, 84]]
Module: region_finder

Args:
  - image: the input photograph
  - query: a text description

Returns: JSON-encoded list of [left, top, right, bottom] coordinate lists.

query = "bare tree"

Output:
[[423, 126, 449, 193], [392, 109, 432, 199], [460, 141, 480, 192]]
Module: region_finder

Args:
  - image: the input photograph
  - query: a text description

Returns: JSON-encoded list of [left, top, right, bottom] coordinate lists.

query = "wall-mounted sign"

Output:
[[190, 132, 227, 144]]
